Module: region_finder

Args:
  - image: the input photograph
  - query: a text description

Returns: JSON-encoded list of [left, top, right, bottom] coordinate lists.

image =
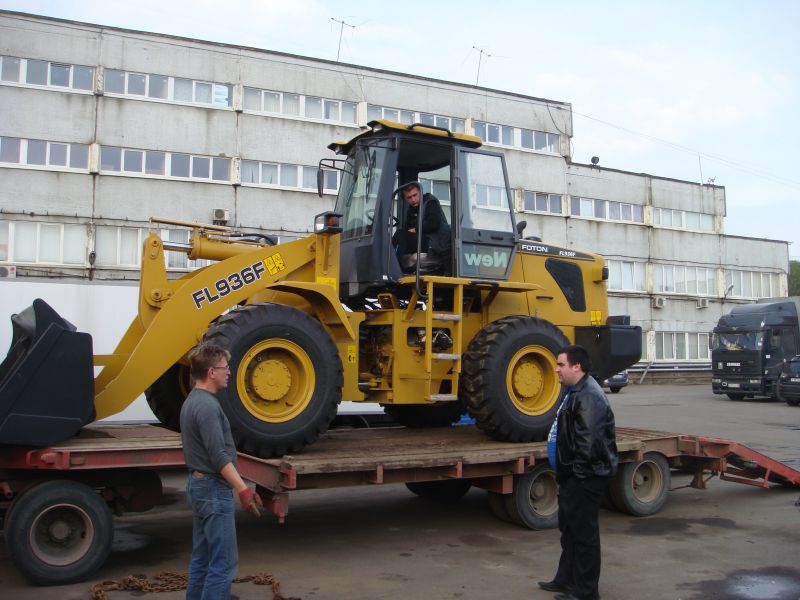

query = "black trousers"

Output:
[[554, 474, 609, 600]]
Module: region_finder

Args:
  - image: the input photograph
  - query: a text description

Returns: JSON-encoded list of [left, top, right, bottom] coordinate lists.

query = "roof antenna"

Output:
[[473, 46, 492, 86], [331, 18, 356, 62]]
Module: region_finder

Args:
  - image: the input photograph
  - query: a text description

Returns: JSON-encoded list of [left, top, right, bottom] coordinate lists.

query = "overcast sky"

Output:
[[3, 0, 799, 259]]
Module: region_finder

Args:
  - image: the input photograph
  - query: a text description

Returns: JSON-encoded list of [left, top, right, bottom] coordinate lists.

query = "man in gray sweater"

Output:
[[180, 343, 262, 600]]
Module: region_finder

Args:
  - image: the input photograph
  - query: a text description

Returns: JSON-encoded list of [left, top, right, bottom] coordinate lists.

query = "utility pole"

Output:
[[473, 46, 492, 86], [331, 17, 356, 62]]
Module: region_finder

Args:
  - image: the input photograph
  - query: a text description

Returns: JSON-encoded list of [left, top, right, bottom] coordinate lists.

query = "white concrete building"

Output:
[[0, 11, 789, 370]]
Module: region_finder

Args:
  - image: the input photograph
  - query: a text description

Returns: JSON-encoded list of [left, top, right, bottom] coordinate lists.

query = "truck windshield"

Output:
[[334, 144, 389, 240], [711, 331, 763, 351]]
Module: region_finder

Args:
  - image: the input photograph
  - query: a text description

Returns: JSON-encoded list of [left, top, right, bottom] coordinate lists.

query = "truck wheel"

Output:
[[405, 480, 471, 502], [145, 363, 192, 431], [504, 463, 559, 530], [610, 452, 670, 516], [726, 393, 746, 400], [383, 400, 466, 428], [777, 386, 800, 406], [461, 317, 568, 442], [204, 303, 342, 458], [4, 480, 113, 585]]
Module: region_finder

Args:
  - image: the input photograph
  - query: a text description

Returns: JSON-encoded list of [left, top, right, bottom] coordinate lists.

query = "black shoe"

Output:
[[538, 580, 571, 593]]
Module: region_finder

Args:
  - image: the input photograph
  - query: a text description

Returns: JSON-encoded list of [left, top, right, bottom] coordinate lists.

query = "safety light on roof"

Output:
[[314, 211, 343, 234]]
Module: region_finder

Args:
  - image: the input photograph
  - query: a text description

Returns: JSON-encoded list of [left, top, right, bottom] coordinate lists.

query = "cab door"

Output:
[[453, 149, 517, 280]]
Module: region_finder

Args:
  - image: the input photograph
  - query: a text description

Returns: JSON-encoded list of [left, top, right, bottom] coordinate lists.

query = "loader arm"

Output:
[[93, 226, 345, 420]]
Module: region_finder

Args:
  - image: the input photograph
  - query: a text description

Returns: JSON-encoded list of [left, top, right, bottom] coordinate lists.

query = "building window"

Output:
[[725, 269, 779, 299], [475, 184, 508, 209], [0, 55, 93, 91], [1, 137, 89, 169], [522, 191, 562, 214], [367, 105, 465, 132], [570, 196, 644, 223], [245, 87, 357, 124], [99, 146, 231, 182], [654, 264, 716, 295], [606, 260, 646, 291], [655, 331, 710, 361], [240, 160, 338, 192], [95, 226, 143, 267], [475, 121, 558, 153], [0, 220, 86, 265], [104, 69, 233, 107], [653, 208, 714, 232]]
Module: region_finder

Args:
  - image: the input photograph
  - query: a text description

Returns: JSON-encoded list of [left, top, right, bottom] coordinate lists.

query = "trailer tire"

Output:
[[145, 363, 192, 431], [504, 463, 559, 530], [462, 317, 568, 442], [4, 480, 113, 585], [383, 400, 466, 428], [487, 491, 514, 523], [405, 480, 471, 502], [204, 303, 342, 458], [610, 452, 670, 516]]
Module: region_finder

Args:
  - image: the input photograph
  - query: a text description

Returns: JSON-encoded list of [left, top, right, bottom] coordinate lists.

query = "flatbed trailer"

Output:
[[1, 423, 799, 585]]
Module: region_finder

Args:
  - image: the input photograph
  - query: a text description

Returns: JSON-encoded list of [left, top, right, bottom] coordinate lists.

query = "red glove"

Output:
[[239, 488, 263, 517]]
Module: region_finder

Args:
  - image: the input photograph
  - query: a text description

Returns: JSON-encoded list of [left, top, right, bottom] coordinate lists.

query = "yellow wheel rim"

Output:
[[505, 345, 560, 416], [237, 339, 315, 423]]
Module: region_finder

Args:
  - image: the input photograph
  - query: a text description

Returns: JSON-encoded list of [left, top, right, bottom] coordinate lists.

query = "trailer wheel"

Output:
[[610, 452, 670, 516], [487, 491, 514, 523], [462, 317, 568, 442], [504, 463, 559, 530], [4, 480, 113, 585], [145, 363, 192, 431], [405, 480, 471, 502], [383, 400, 466, 428], [204, 303, 342, 458]]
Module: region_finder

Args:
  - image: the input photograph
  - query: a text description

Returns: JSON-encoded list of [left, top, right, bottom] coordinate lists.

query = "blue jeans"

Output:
[[186, 474, 238, 600]]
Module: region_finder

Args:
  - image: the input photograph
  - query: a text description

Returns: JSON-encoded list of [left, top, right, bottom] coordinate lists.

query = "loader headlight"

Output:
[[314, 211, 343, 234]]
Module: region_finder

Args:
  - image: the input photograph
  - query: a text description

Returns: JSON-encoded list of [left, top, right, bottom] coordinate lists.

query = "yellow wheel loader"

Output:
[[0, 121, 641, 457]]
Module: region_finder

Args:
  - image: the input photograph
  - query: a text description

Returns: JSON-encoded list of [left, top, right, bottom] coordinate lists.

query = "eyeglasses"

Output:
[[211, 365, 230, 372]]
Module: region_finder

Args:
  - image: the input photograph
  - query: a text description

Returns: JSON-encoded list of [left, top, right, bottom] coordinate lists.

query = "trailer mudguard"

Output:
[[0, 298, 94, 446]]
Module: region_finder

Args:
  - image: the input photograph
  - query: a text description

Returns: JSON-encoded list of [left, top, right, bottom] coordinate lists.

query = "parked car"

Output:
[[593, 371, 629, 393], [776, 356, 800, 406]]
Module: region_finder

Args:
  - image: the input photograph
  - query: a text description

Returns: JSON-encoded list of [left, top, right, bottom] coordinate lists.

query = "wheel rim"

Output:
[[506, 345, 560, 415], [529, 469, 558, 516], [630, 460, 664, 503], [29, 503, 95, 566], [237, 339, 315, 423]]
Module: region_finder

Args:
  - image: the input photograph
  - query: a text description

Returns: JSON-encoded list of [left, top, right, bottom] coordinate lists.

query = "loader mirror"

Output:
[[317, 168, 324, 198], [314, 211, 343, 233]]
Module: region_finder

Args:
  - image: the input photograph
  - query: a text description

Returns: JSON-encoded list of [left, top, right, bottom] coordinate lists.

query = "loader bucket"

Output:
[[0, 298, 94, 446]]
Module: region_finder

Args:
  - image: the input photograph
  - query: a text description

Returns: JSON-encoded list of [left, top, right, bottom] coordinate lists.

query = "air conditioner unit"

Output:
[[0, 265, 17, 279], [696, 297, 709, 309], [652, 296, 666, 309], [213, 208, 230, 224]]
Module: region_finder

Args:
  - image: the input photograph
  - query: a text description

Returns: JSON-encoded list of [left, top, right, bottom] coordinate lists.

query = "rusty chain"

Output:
[[89, 571, 302, 600]]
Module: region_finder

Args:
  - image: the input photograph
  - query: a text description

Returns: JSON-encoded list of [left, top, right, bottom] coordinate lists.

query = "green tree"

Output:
[[790, 260, 800, 296]]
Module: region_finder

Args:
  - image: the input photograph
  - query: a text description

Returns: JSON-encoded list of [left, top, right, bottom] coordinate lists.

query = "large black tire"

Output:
[[383, 400, 466, 428], [203, 303, 343, 458], [610, 452, 670, 516], [144, 363, 192, 431], [5, 480, 113, 585], [461, 316, 569, 442], [487, 491, 514, 523], [405, 479, 472, 502], [504, 463, 559, 530]]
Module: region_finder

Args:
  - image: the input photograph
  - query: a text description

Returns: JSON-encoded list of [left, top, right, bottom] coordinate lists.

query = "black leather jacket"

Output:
[[555, 374, 619, 481]]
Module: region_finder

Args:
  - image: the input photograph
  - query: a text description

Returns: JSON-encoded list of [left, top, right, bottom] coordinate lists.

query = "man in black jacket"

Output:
[[392, 181, 451, 273], [539, 345, 618, 600]]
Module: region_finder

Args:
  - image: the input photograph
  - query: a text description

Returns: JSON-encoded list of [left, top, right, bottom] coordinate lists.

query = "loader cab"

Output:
[[324, 120, 518, 302]]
